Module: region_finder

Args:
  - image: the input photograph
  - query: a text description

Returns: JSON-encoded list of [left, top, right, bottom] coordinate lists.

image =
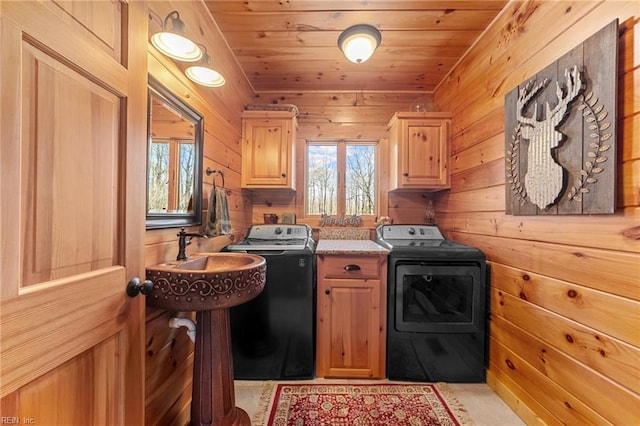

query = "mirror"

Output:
[[146, 75, 203, 229]]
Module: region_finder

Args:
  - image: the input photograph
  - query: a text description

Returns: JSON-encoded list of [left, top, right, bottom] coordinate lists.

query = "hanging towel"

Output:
[[205, 187, 232, 236]]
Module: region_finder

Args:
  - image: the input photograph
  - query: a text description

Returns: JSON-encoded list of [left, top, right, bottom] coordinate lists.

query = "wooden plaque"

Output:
[[504, 20, 618, 215]]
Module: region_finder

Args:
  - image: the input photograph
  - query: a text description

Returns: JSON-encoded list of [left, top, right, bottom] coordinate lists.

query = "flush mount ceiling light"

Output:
[[185, 47, 226, 87], [337, 24, 382, 64], [151, 11, 203, 62]]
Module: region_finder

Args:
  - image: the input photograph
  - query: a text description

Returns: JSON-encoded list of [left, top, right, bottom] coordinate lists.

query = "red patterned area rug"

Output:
[[251, 382, 473, 426]]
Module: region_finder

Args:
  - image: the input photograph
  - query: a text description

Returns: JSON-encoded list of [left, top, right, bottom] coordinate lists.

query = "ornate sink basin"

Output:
[[145, 253, 266, 311]]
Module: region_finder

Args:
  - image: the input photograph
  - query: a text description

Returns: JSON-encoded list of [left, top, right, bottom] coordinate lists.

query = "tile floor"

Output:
[[235, 379, 525, 425]]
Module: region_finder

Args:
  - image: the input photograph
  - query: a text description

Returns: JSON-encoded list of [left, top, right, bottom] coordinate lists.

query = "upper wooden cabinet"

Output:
[[241, 110, 297, 189], [387, 112, 451, 190]]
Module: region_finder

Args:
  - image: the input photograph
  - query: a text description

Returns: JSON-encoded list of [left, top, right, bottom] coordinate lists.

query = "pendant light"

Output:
[[151, 11, 203, 62], [185, 47, 226, 87], [337, 24, 382, 64]]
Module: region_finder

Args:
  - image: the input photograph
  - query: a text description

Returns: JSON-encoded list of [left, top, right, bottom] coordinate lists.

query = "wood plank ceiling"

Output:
[[205, 1, 508, 93]]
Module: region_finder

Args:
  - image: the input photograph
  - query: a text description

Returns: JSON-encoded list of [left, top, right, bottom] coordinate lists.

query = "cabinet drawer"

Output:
[[320, 256, 381, 279]]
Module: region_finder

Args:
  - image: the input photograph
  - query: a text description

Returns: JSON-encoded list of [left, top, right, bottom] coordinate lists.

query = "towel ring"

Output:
[[206, 167, 225, 188]]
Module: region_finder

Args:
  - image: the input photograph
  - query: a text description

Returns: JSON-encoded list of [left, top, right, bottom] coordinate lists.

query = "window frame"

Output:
[[147, 138, 196, 214], [302, 139, 379, 220]]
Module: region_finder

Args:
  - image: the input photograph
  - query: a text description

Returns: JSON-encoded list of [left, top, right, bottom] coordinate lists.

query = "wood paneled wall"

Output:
[[433, 1, 640, 424], [143, 2, 255, 425], [248, 91, 435, 225]]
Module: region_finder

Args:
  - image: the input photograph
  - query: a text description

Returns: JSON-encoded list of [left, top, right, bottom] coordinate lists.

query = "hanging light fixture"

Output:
[[337, 24, 382, 64], [185, 46, 226, 87], [151, 11, 203, 62]]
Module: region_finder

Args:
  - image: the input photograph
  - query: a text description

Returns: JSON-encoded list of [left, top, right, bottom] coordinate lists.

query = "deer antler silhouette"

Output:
[[517, 66, 583, 209]]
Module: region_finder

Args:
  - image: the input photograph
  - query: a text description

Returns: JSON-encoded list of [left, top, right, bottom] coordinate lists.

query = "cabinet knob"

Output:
[[344, 264, 361, 271], [403, 172, 409, 177], [281, 173, 287, 178], [325, 289, 331, 295]]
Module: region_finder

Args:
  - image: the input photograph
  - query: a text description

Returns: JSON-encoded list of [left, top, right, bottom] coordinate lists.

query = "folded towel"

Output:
[[205, 187, 232, 236]]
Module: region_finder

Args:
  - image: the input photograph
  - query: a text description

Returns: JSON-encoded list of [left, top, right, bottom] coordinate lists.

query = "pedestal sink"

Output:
[[145, 253, 266, 426]]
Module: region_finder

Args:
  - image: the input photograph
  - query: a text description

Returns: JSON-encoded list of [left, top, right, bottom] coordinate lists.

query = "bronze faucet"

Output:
[[177, 227, 207, 261]]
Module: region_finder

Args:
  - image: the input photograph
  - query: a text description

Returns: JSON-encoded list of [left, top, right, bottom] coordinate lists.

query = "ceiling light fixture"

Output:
[[151, 11, 203, 62], [185, 47, 226, 87], [337, 24, 382, 64]]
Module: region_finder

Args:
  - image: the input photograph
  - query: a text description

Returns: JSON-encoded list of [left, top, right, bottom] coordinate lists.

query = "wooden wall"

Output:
[[143, 2, 254, 425], [248, 91, 436, 226], [433, 1, 640, 424]]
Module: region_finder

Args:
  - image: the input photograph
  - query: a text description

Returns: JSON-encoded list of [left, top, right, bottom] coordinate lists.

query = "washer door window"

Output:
[[395, 263, 482, 333]]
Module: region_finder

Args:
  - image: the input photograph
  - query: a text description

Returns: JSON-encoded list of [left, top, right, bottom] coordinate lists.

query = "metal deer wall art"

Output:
[[504, 20, 618, 215]]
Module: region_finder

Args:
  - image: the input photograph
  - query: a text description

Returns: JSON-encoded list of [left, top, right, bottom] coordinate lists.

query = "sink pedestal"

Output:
[[141, 253, 267, 426], [191, 309, 249, 426]]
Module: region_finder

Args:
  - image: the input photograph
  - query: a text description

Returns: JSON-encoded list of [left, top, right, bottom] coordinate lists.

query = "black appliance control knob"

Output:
[[408, 227, 416, 235], [275, 227, 283, 235]]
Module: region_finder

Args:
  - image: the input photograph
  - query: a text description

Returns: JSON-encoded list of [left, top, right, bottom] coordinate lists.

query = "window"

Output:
[[306, 141, 377, 216], [147, 138, 195, 213]]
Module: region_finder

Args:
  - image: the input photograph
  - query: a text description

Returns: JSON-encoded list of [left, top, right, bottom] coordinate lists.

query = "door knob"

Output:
[[126, 277, 153, 297]]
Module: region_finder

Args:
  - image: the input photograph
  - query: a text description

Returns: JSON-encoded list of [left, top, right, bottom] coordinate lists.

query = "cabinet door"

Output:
[[241, 118, 294, 188], [317, 278, 383, 378], [400, 119, 449, 187]]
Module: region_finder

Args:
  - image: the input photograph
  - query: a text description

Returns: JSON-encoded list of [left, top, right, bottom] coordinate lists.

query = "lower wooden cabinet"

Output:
[[316, 254, 387, 378]]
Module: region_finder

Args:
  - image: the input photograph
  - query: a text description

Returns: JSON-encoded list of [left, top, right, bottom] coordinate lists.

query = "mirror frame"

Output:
[[146, 75, 204, 229]]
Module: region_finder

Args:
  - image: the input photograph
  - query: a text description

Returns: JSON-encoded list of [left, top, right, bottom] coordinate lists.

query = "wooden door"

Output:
[[0, 2, 147, 424], [401, 119, 450, 187]]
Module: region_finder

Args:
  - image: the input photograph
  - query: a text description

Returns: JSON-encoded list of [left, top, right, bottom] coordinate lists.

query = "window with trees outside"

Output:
[[306, 141, 377, 217], [147, 139, 195, 213]]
